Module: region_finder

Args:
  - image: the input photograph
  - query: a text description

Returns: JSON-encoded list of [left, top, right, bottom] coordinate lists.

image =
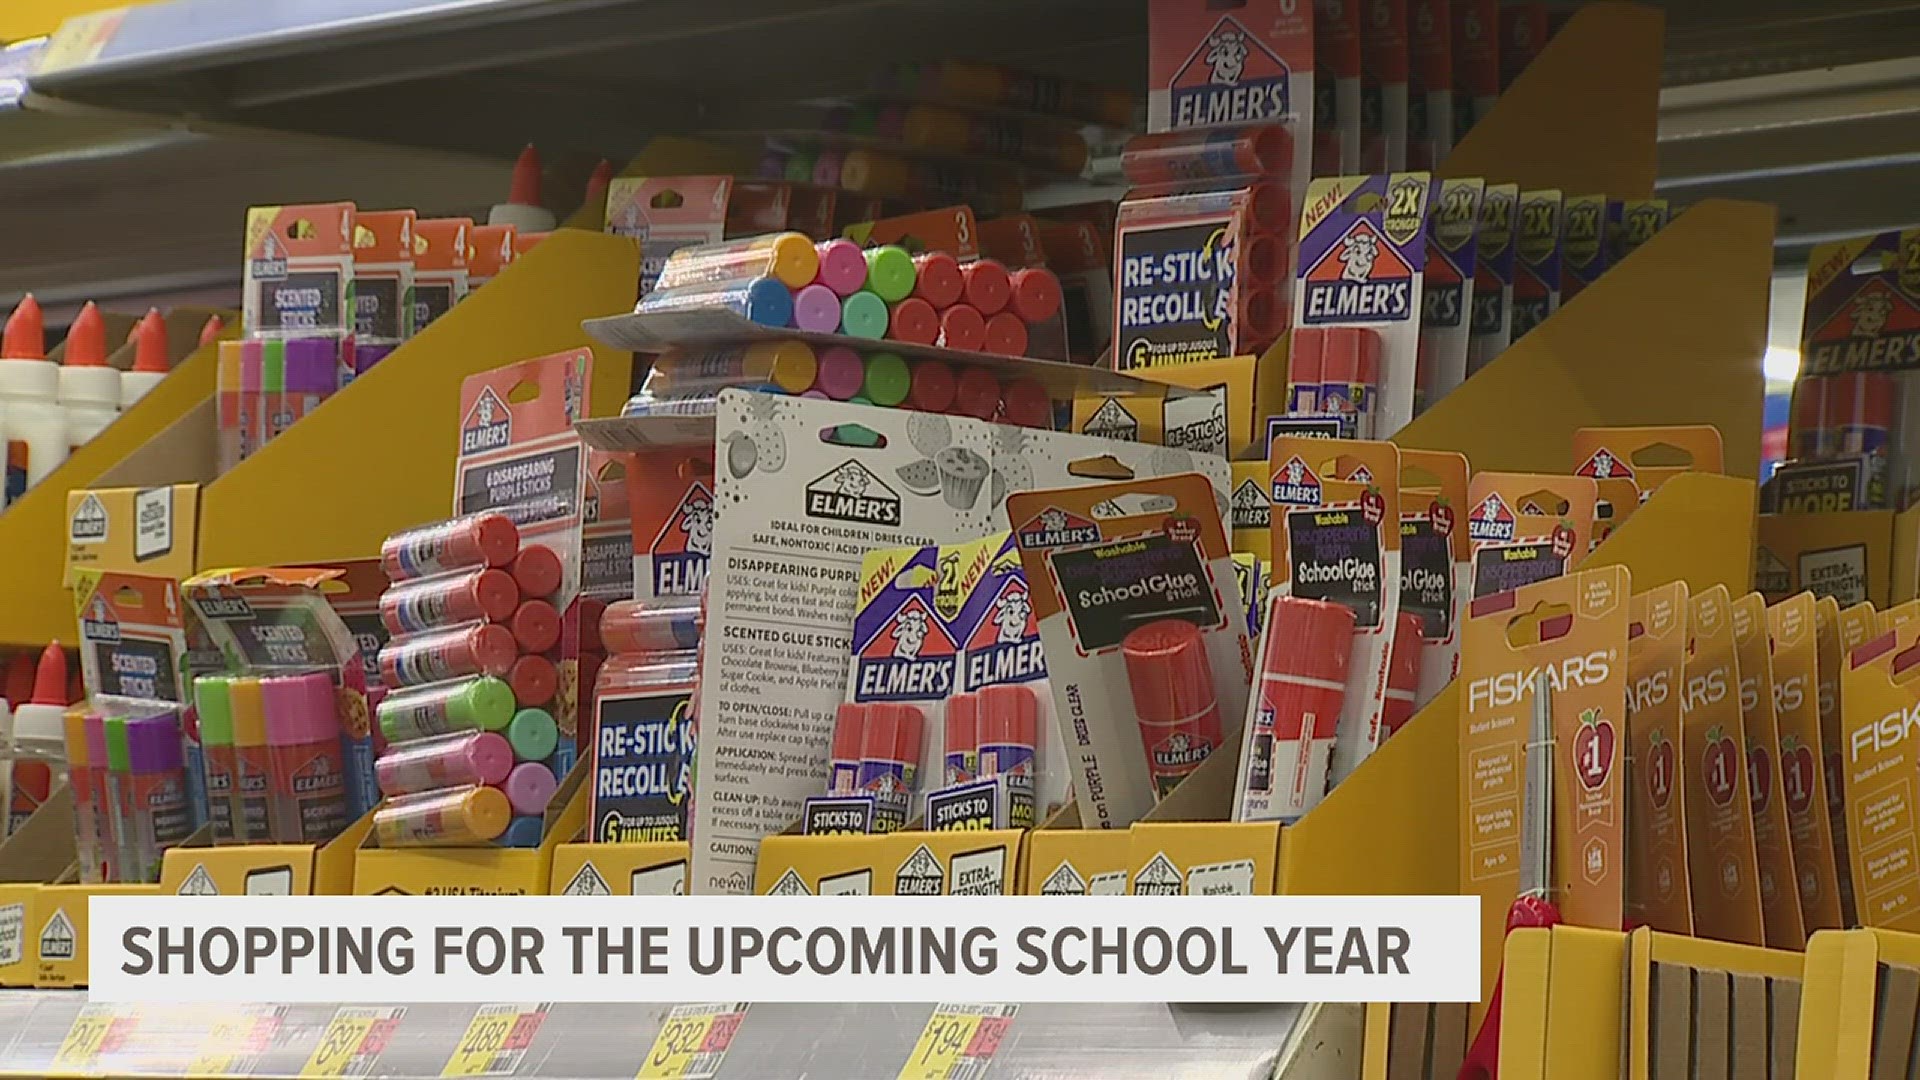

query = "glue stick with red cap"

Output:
[[1317, 328, 1367, 437], [939, 305, 987, 353], [858, 702, 924, 796], [197, 313, 225, 348], [509, 654, 557, 708], [1121, 619, 1224, 796], [943, 694, 978, 784], [1000, 378, 1052, 430], [1379, 611, 1426, 740], [1287, 328, 1325, 414], [984, 312, 1029, 358], [827, 702, 868, 795], [382, 513, 520, 582], [912, 252, 965, 309], [379, 567, 519, 636], [378, 624, 517, 688], [1239, 596, 1355, 822], [909, 359, 957, 413], [954, 366, 1002, 420], [889, 297, 941, 346], [60, 302, 121, 449], [121, 309, 173, 410], [510, 599, 561, 654], [509, 544, 563, 600], [961, 259, 1011, 316], [977, 684, 1037, 782]]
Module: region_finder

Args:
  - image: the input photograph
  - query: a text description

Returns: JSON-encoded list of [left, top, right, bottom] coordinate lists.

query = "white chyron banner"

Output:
[[90, 895, 1480, 1004]]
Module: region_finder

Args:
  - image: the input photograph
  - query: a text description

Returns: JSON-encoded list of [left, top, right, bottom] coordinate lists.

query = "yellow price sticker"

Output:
[[898, 1004, 1017, 1080], [637, 1002, 748, 1079], [441, 1003, 548, 1077], [188, 1007, 283, 1075], [300, 1006, 405, 1077], [51, 1003, 127, 1075]]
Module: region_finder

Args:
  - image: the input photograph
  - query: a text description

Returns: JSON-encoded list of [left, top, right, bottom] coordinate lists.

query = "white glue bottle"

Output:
[[0, 295, 67, 504], [5, 644, 70, 842], [488, 144, 557, 232], [119, 309, 170, 410], [58, 302, 120, 450]]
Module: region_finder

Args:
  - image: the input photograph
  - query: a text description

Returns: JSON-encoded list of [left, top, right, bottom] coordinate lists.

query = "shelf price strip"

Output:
[[637, 1001, 749, 1079], [299, 1005, 406, 1077], [899, 1004, 1018, 1080], [188, 1006, 287, 1076], [51, 1003, 136, 1075], [441, 1002, 550, 1077]]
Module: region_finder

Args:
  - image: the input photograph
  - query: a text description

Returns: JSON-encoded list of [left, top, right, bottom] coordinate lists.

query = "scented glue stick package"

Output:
[[1007, 473, 1251, 829]]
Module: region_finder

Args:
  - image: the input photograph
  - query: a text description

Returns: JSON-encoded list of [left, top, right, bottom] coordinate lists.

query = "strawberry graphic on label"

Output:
[[1702, 725, 1738, 807], [1746, 738, 1773, 813], [1360, 485, 1387, 526], [1550, 518, 1577, 559], [1646, 727, 1675, 809], [1781, 736, 1817, 815], [1572, 707, 1615, 790], [1429, 497, 1454, 537]]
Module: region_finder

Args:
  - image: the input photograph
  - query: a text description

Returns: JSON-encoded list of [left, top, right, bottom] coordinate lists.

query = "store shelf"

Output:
[[0, 994, 1298, 1078]]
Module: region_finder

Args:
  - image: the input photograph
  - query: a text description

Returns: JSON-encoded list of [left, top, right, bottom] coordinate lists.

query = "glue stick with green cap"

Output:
[[863, 245, 918, 302], [862, 352, 913, 407], [228, 676, 272, 842], [377, 675, 516, 743], [506, 707, 559, 763], [103, 715, 133, 873], [262, 338, 288, 440], [840, 291, 890, 339], [192, 675, 240, 842]]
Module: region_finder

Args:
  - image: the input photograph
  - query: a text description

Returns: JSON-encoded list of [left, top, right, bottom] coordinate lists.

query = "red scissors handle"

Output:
[[1456, 895, 1562, 1080]]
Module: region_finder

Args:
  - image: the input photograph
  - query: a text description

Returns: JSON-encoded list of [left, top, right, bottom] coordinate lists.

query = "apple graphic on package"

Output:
[[1781, 735, 1818, 816], [1646, 727, 1675, 808], [1573, 707, 1615, 790], [1702, 725, 1739, 807]]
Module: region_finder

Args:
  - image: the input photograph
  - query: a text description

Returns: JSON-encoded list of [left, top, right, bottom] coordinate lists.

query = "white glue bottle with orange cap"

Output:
[[119, 309, 172, 410], [0, 295, 68, 504], [59, 302, 121, 450]]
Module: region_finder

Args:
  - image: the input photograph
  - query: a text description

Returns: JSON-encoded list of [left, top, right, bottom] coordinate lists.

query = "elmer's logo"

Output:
[[1015, 506, 1102, 549], [1270, 455, 1322, 506], [250, 232, 288, 280], [1232, 478, 1271, 529], [964, 578, 1045, 688], [1575, 447, 1635, 482], [806, 461, 902, 526], [1083, 397, 1140, 440], [855, 595, 957, 702], [1807, 277, 1920, 374], [1468, 490, 1517, 542], [1303, 220, 1414, 324], [461, 387, 512, 454], [1171, 16, 1291, 127], [69, 493, 108, 543], [81, 595, 119, 644], [39, 910, 74, 960], [650, 482, 714, 596]]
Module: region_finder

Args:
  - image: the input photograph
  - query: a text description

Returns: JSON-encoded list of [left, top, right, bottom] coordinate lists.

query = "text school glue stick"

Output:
[[120, 309, 171, 410], [0, 295, 67, 504], [488, 145, 558, 233], [58, 302, 120, 450]]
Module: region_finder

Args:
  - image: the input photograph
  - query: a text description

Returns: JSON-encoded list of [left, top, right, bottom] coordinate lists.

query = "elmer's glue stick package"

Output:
[[1358, 0, 1409, 172], [1460, 565, 1628, 992], [352, 209, 417, 356], [1573, 424, 1726, 505], [1148, 0, 1315, 194], [1840, 620, 1920, 930], [1510, 188, 1565, 339], [1451, 0, 1499, 133], [243, 203, 355, 337], [1007, 473, 1251, 830], [1261, 435, 1402, 801], [628, 448, 716, 602], [1464, 472, 1596, 601], [1417, 177, 1484, 411], [1608, 198, 1670, 263], [1589, 477, 1639, 553], [412, 217, 472, 333], [1294, 173, 1431, 440], [1681, 585, 1765, 946], [1557, 194, 1608, 306], [1730, 591, 1806, 948], [1626, 581, 1693, 935], [1406, 0, 1454, 169], [1399, 448, 1468, 707], [1465, 182, 1519, 375], [1768, 591, 1844, 934]]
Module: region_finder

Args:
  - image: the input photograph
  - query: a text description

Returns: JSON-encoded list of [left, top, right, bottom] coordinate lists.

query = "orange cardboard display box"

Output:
[[1729, 592, 1804, 948], [1625, 581, 1692, 935], [1681, 585, 1765, 946], [1460, 564, 1628, 999], [1464, 471, 1596, 602], [1572, 424, 1725, 503]]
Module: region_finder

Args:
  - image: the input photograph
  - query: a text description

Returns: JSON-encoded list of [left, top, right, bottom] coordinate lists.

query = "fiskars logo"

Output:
[[1852, 701, 1920, 762], [1682, 669, 1729, 714], [1628, 670, 1668, 717], [1465, 650, 1613, 712], [1773, 674, 1806, 715]]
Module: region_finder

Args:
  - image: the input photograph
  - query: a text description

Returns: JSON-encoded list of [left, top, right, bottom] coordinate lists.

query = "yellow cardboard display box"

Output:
[[354, 769, 588, 896], [551, 842, 688, 896], [756, 829, 1025, 896], [159, 811, 371, 896]]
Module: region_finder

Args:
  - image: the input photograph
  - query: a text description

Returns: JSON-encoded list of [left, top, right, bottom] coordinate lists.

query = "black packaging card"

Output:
[[1400, 517, 1453, 638], [1472, 541, 1566, 600], [1051, 533, 1223, 653], [1286, 506, 1383, 628]]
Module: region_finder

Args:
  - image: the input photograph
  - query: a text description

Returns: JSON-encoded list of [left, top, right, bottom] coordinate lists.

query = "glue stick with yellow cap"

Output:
[[373, 784, 511, 846]]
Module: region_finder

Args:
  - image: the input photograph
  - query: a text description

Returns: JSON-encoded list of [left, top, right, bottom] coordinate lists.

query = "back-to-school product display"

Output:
[[626, 342, 1059, 429], [119, 309, 173, 410], [0, 294, 68, 505], [57, 303, 119, 450]]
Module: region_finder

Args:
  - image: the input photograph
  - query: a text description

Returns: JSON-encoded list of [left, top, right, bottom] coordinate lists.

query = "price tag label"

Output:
[[52, 1003, 133, 1075], [898, 1004, 1017, 1080], [441, 1002, 549, 1077], [189, 1007, 285, 1075], [637, 1002, 748, 1079], [300, 1006, 405, 1077]]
